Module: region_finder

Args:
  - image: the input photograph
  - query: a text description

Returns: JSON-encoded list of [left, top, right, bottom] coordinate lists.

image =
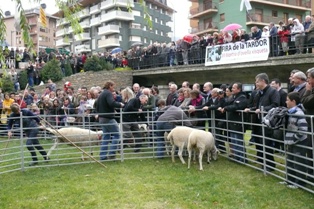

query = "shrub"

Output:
[[18, 70, 28, 90], [40, 59, 63, 83], [0, 75, 14, 93], [99, 57, 114, 71], [84, 56, 102, 72], [64, 61, 73, 77]]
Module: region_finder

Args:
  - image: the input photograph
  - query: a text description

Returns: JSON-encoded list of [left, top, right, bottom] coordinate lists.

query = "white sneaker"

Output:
[[287, 184, 298, 189]]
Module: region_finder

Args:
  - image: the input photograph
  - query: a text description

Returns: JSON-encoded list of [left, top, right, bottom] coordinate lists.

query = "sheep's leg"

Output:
[[207, 150, 210, 164], [171, 145, 176, 163], [188, 145, 192, 169], [199, 149, 204, 171], [178, 145, 186, 164], [47, 138, 59, 157]]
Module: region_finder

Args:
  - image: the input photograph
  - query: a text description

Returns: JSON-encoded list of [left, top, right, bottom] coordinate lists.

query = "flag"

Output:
[[39, 7, 47, 28], [240, 0, 252, 11]]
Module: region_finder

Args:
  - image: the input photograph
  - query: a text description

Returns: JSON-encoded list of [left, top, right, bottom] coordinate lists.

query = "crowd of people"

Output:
[[1, 67, 314, 190]]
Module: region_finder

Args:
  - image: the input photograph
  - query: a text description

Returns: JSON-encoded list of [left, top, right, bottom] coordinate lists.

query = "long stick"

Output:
[[0, 136, 11, 161], [20, 83, 29, 106], [39, 116, 106, 168]]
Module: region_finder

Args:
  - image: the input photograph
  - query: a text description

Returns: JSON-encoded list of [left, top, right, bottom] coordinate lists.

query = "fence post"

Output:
[[120, 109, 124, 162], [261, 106, 267, 174], [19, 112, 25, 172]]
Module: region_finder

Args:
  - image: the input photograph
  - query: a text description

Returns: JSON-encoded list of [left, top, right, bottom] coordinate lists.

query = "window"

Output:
[[133, 10, 141, 16], [160, 9, 163, 14], [296, 14, 302, 22], [144, 38, 147, 43], [131, 23, 141, 29], [272, 10, 278, 17], [155, 29, 158, 35], [143, 26, 147, 31], [129, 36, 141, 42], [220, 13, 225, 22], [160, 20, 163, 25], [155, 18, 158, 23], [40, 27, 47, 33], [161, 31, 163, 36], [150, 40, 153, 44]]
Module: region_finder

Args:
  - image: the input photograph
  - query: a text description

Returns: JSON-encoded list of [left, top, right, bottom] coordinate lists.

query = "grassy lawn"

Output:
[[1, 156, 313, 209]]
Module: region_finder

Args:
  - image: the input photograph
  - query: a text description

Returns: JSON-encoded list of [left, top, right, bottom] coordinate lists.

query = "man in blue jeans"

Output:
[[7, 103, 49, 166], [96, 80, 124, 161], [155, 100, 192, 158], [220, 82, 248, 163]]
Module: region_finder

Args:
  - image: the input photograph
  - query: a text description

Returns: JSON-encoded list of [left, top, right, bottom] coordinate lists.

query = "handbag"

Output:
[[1, 110, 8, 124]]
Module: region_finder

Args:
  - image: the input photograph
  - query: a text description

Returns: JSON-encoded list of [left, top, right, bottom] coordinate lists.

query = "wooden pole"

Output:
[[39, 116, 107, 168]]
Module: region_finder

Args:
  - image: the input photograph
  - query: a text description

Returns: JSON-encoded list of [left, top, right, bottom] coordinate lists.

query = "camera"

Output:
[[218, 90, 224, 95]]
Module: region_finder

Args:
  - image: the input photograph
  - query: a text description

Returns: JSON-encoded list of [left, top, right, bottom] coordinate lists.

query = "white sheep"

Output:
[[187, 129, 219, 171], [45, 127, 103, 160], [166, 126, 195, 164]]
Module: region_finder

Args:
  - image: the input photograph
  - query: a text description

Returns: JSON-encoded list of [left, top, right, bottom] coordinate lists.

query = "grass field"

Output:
[[1, 155, 314, 209]]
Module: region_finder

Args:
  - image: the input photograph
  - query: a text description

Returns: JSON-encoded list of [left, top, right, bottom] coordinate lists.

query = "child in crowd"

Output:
[[280, 92, 309, 189]]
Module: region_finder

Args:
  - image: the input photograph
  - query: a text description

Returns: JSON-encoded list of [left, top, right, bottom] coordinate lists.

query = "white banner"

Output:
[[205, 38, 270, 66]]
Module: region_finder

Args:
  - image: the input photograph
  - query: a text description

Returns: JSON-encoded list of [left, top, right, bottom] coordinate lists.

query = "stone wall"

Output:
[[30, 70, 133, 93]]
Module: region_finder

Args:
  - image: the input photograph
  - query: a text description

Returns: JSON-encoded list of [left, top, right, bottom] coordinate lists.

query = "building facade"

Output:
[[55, 0, 174, 54], [189, 0, 311, 37], [3, 8, 57, 50]]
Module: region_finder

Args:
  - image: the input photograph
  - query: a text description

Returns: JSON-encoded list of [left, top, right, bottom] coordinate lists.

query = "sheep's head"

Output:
[[211, 146, 219, 161], [164, 132, 169, 141]]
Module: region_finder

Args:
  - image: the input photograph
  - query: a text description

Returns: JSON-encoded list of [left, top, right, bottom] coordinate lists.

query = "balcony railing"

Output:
[[191, 22, 219, 34], [56, 29, 68, 37], [80, 20, 90, 28], [76, 8, 90, 19], [90, 17, 101, 26], [190, 2, 218, 17], [75, 44, 91, 53], [250, 0, 311, 8], [246, 13, 285, 25], [90, 4, 101, 15], [74, 33, 91, 41], [98, 25, 120, 36], [56, 18, 69, 27], [100, 11, 134, 23], [56, 38, 71, 47], [100, 0, 134, 10], [98, 38, 120, 48]]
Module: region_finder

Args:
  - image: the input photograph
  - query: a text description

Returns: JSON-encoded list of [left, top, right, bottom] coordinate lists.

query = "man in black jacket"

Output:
[[220, 83, 248, 163], [96, 81, 124, 161], [202, 88, 226, 152], [122, 95, 148, 152], [246, 73, 280, 171]]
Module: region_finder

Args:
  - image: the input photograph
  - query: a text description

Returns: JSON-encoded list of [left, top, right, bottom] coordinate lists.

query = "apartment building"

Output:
[[3, 8, 57, 50], [189, 0, 311, 37], [54, 0, 174, 54]]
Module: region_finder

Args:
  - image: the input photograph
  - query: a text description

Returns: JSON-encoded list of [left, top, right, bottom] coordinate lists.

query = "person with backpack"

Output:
[[279, 92, 308, 189], [246, 73, 280, 172]]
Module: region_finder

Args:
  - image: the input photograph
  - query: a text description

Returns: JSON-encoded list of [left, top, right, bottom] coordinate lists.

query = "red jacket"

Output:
[[278, 30, 290, 43], [16, 99, 27, 109]]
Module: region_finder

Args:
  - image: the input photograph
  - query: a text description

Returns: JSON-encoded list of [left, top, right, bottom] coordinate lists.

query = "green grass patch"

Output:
[[1, 157, 313, 209], [115, 67, 132, 71], [1, 132, 313, 209]]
